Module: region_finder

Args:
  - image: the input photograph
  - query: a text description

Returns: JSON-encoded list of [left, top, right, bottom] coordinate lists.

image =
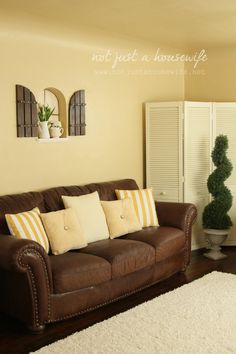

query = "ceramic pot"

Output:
[[38, 121, 50, 139], [49, 126, 64, 138]]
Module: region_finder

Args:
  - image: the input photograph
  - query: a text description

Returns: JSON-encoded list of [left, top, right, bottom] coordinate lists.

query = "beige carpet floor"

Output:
[[33, 271, 236, 354]]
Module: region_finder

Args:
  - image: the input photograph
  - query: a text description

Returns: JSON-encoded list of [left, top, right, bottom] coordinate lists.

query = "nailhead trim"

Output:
[[17, 247, 51, 328], [183, 206, 197, 268]]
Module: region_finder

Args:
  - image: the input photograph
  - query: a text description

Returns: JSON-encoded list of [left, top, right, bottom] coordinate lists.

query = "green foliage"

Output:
[[202, 135, 233, 230], [38, 104, 55, 122]]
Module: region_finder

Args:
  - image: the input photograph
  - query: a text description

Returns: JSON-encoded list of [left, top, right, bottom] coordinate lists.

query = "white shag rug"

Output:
[[33, 272, 236, 354]]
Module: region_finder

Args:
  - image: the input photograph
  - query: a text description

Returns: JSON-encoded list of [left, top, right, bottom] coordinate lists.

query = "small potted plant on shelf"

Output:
[[38, 104, 55, 139], [202, 134, 233, 260]]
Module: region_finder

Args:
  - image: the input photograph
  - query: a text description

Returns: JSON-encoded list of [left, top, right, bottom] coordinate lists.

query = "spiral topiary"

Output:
[[202, 134, 233, 230]]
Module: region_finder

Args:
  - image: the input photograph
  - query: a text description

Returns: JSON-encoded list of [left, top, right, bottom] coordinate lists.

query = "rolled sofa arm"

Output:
[[155, 201, 197, 230], [0, 235, 52, 331], [0, 235, 51, 273], [155, 201, 197, 268]]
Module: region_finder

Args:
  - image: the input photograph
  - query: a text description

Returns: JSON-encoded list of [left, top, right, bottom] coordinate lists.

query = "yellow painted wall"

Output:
[[185, 47, 236, 101], [0, 28, 184, 195]]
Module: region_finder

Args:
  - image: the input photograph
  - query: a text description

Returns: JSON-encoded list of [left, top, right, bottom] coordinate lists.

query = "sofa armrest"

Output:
[[0, 235, 53, 330], [0, 235, 52, 277], [155, 201, 197, 230], [155, 201, 197, 268]]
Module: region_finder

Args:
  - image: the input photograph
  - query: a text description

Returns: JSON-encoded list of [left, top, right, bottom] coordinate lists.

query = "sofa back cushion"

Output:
[[42, 179, 138, 212], [0, 179, 138, 235], [0, 192, 46, 235]]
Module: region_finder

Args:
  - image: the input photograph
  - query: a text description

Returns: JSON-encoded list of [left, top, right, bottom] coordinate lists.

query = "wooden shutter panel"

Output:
[[69, 90, 86, 136], [214, 103, 236, 185], [145, 102, 183, 202], [16, 85, 38, 137], [184, 102, 212, 249], [184, 102, 212, 198], [214, 103, 236, 245]]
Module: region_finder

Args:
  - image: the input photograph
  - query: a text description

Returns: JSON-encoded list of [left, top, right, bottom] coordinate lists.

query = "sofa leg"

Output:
[[28, 324, 45, 334]]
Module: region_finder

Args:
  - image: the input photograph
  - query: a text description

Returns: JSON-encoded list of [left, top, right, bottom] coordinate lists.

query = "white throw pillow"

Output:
[[62, 192, 109, 243]]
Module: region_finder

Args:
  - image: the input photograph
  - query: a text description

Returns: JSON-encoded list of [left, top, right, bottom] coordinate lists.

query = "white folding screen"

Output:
[[145, 102, 183, 202], [145, 101, 236, 249]]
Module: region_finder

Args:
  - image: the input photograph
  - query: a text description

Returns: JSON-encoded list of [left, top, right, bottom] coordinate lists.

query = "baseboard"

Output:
[[191, 241, 207, 251], [223, 240, 236, 246], [191, 244, 236, 258], [191, 248, 205, 256], [192, 239, 236, 250]]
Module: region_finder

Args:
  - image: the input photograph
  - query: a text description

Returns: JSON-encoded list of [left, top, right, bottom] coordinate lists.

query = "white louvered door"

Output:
[[145, 102, 183, 202], [214, 103, 236, 245], [184, 102, 212, 249]]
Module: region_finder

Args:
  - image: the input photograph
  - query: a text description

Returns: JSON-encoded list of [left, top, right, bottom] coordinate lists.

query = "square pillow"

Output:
[[115, 188, 159, 228], [62, 191, 109, 243], [5, 207, 50, 253], [40, 208, 87, 255], [101, 198, 142, 239]]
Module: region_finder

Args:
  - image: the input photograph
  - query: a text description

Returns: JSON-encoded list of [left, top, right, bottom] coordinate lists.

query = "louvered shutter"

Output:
[[145, 102, 183, 202], [214, 103, 236, 245], [184, 102, 212, 248], [69, 90, 86, 136], [16, 85, 38, 137]]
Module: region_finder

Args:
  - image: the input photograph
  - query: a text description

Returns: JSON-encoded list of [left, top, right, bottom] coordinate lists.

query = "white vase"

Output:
[[38, 121, 50, 139]]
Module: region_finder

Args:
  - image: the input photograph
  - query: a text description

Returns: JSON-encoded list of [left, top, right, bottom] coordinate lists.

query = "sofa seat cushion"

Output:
[[79, 239, 155, 279], [50, 253, 111, 294], [122, 227, 185, 262]]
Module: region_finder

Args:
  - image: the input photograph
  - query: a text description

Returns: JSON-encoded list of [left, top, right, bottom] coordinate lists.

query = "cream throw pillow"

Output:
[[62, 192, 109, 243], [5, 207, 50, 253], [40, 208, 87, 255], [115, 188, 159, 228], [101, 198, 142, 239]]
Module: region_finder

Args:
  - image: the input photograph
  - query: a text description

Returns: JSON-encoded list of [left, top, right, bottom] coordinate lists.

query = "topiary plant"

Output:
[[202, 134, 233, 230]]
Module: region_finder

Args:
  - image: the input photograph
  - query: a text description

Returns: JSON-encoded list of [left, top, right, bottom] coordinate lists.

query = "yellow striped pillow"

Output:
[[115, 188, 159, 228], [5, 208, 49, 253]]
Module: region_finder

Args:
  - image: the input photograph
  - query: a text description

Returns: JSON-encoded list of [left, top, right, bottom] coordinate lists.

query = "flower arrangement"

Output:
[[38, 104, 55, 122]]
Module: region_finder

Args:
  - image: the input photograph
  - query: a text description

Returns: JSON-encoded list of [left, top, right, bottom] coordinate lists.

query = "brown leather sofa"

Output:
[[0, 179, 197, 332]]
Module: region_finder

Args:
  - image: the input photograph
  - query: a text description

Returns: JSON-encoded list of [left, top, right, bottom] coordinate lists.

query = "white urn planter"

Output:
[[204, 229, 228, 260], [38, 121, 50, 139]]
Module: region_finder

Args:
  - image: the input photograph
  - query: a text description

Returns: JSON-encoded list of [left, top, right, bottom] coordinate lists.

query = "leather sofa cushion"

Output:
[[50, 253, 111, 293], [79, 239, 155, 279], [122, 227, 185, 262]]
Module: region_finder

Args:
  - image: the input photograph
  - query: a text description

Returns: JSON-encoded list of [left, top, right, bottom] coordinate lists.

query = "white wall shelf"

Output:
[[36, 138, 69, 144]]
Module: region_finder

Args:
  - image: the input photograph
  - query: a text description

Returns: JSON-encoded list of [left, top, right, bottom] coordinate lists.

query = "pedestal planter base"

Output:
[[204, 249, 227, 260]]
